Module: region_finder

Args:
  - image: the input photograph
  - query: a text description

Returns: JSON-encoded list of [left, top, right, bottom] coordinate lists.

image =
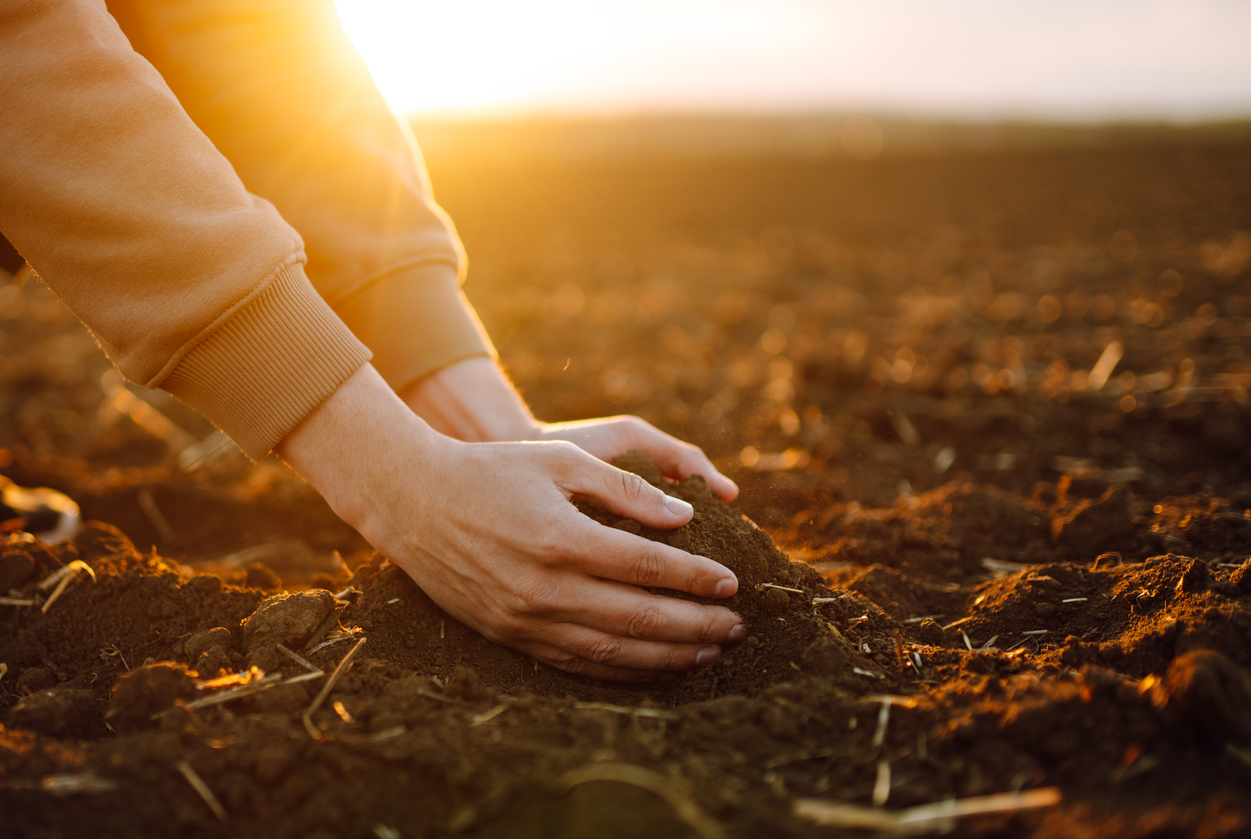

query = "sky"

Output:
[[334, 0, 1251, 120]]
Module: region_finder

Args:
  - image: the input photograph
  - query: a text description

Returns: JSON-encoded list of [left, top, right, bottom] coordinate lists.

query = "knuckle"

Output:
[[546, 441, 584, 476], [617, 469, 649, 502], [589, 635, 624, 664], [531, 532, 567, 563], [627, 605, 665, 639], [698, 617, 718, 643], [629, 544, 664, 587], [663, 646, 687, 671], [508, 576, 557, 617]]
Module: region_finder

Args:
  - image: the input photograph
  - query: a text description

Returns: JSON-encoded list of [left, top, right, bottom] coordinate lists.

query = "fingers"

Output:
[[556, 446, 697, 529], [551, 577, 744, 643], [563, 514, 738, 598], [513, 639, 666, 682], [544, 623, 722, 671], [641, 432, 740, 502], [608, 418, 739, 502]]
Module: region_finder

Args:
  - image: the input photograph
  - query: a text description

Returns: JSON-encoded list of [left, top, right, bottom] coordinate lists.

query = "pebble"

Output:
[[184, 627, 232, 660], [242, 591, 336, 653]]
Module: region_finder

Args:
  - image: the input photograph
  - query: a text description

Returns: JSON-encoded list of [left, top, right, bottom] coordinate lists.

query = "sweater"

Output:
[[0, 0, 493, 458]]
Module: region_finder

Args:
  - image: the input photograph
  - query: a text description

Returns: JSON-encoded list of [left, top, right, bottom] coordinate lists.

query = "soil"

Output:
[[3, 123, 1251, 838]]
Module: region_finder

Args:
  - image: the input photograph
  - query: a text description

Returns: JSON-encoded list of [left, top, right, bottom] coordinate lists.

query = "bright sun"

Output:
[[332, 0, 804, 116]]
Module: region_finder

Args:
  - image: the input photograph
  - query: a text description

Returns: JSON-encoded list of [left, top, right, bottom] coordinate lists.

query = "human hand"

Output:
[[533, 417, 738, 501], [401, 357, 738, 501], [281, 365, 745, 681]]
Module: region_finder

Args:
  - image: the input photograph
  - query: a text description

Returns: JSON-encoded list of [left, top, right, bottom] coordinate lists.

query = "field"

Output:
[[3, 118, 1251, 837]]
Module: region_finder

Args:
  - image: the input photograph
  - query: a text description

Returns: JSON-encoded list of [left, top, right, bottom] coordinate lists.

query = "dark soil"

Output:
[[3, 123, 1251, 838]]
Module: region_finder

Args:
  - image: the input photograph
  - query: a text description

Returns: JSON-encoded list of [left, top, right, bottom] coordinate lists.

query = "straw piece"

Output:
[[176, 761, 226, 821], [872, 761, 891, 806], [302, 637, 366, 738], [759, 582, 805, 595], [39, 561, 95, 614], [275, 643, 320, 674], [1088, 341, 1124, 391], [470, 704, 509, 726], [794, 787, 1062, 831], [186, 673, 284, 709], [573, 701, 677, 720], [982, 557, 1030, 575]]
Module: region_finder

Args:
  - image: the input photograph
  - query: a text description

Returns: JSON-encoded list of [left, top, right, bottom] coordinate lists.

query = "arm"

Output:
[[401, 357, 740, 501], [0, 0, 367, 457], [279, 364, 744, 681], [111, 0, 493, 396]]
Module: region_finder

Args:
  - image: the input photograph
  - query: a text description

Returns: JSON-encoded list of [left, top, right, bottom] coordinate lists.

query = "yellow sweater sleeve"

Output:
[[108, 0, 496, 395], [0, 0, 370, 458]]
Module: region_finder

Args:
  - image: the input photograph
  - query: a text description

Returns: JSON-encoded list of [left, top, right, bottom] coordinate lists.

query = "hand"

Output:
[[280, 365, 745, 681], [533, 417, 738, 502], [400, 357, 738, 501]]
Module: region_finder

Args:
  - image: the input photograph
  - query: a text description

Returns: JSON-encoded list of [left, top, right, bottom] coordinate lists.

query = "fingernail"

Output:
[[728, 623, 747, 642], [714, 577, 737, 597], [696, 647, 720, 666], [664, 495, 693, 516]]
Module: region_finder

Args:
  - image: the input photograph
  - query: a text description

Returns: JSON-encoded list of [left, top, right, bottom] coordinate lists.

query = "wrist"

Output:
[[277, 364, 444, 530], [399, 357, 540, 442]]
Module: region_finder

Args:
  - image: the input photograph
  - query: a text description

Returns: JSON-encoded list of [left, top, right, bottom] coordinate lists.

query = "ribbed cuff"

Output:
[[334, 262, 495, 395], [159, 263, 371, 459]]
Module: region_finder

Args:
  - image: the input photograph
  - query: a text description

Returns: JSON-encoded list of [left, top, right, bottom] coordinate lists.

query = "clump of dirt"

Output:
[[323, 450, 893, 706]]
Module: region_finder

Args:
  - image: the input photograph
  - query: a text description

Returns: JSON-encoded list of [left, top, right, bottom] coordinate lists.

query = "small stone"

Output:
[[1035, 602, 1057, 619], [184, 627, 232, 660], [242, 591, 336, 655], [194, 649, 231, 679]]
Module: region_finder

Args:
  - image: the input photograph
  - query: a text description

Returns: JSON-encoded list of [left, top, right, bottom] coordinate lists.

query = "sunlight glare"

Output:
[[334, 0, 804, 115]]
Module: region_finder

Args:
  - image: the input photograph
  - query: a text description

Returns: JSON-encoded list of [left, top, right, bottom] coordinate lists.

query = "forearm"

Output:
[[112, 0, 481, 389], [399, 357, 540, 442], [277, 364, 435, 530]]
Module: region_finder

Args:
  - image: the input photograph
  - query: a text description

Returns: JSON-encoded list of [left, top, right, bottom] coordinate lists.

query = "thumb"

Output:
[[557, 449, 693, 529]]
